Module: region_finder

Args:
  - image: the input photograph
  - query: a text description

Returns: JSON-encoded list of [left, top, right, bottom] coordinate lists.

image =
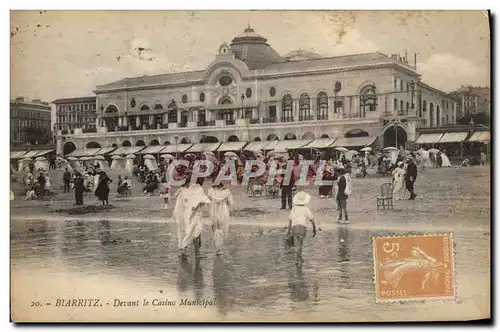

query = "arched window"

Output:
[[429, 103, 434, 127], [281, 94, 293, 122], [421, 100, 427, 118], [140, 105, 149, 111], [105, 105, 118, 113], [316, 92, 328, 120], [359, 85, 377, 117], [436, 105, 441, 127], [299, 93, 310, 121], [153, 104, 163, 110]]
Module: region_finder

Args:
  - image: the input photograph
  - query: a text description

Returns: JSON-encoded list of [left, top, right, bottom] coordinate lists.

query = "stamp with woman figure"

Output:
[[372, 233, 456, 302]]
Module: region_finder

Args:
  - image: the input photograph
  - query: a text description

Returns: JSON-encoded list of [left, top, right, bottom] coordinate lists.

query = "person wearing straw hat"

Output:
[[392, 161, 406, 201], [286, 191, 316, 265]]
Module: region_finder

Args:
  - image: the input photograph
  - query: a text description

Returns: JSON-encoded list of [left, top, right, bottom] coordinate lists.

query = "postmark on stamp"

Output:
[[372, 233, 456, 302]]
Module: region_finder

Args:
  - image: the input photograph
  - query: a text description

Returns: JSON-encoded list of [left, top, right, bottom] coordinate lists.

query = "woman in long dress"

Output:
[[207, 183, 233, 256], [392, 161, 406, 200], [173, 176, 211, 259], [95, 171, 112, 206], [74, 172, 84, 205], [441, 152, 452, 167]]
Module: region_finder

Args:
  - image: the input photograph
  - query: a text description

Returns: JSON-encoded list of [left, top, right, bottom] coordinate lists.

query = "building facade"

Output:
[[450, 85, 490, 119], [11, 97, 52, 145], [56, 26, 457, 155], [52, 96, 97, 134]]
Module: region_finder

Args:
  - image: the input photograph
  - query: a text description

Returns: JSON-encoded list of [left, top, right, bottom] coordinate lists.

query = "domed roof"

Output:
[[230, 25, 285, 69], [284, 49, 323, 61]]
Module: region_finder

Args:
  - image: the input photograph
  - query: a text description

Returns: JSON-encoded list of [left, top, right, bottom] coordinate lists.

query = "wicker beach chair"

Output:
[[376, 183, 393, 210]]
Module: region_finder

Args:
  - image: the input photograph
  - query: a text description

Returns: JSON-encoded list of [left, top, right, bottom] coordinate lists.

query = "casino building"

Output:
[[57, 26, 457, 156]]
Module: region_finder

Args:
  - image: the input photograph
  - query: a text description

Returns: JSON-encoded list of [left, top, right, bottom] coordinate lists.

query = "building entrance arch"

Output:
[[382, 122, 408, 148]]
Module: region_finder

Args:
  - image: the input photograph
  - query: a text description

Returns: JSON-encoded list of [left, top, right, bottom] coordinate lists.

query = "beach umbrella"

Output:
[[160, 154, 175, 160], [67, 156, 78, 161], [428, 148, 440, 154], [93, 155, 105, 160], [35, 156, 47, 161], [382, 147, 399, 152], [203, 151, 215, 157], [360, 147, 372, 152], [143, 154, 155, 159], [334, 147, 348, 152], [125, 154, 136, 159], [56, 156, 66, 162], [111, 155, 123, 160], [224, 151, 238, 158], [348, 150, 359, 155], [79, 156, 90, 161], [184, 153, 197, 161]]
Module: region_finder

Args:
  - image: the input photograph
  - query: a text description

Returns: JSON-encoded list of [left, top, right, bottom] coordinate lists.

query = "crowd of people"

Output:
[[12, 142, 489, 265]]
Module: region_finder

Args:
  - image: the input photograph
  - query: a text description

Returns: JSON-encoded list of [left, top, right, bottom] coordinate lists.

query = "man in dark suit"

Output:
[[280, 159, 296, 210], [405, 157, 418, 200]]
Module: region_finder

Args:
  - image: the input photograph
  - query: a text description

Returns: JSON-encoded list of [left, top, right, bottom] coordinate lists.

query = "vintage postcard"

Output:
[[9, 10, 490, 322]]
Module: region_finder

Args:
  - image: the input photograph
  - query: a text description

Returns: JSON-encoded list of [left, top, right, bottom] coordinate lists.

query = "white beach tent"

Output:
[[18, 158, 31, 172], [93, 155, 109, 170], [125, 154, 136, 173], [34, 156, 49, 171], [143, 154, 158, 170], [110, 155, 125, 170]]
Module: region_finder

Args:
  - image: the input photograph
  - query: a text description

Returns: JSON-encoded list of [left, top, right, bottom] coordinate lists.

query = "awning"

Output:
[[331, 136, 377, 148], [468, 131, 490, 143], [243, 140, 279, 151], [22, 150, 45, 158], [217, 141, 248, 152], [161, 144, 193, 153], [303, 138, 337, 149], [10, 150, 28, 159], [438, 132, 469, 143], [34, 149, 55, 157], [96, 147, 117, 155], [67, 148, 102, 157], [110, 146, 146, 155], [415, 133, 444, 144], [273, 139, 313, 151], [187, 143, 222, 153], [138, 146, 167, 154]]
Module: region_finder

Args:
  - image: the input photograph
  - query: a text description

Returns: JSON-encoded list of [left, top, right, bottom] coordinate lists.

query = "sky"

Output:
[[10, 10, 490, 102]]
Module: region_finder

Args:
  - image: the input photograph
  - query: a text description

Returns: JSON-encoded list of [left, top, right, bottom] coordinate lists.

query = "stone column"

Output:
[[136, 116, 141, 127], [123, 116, 128, 127], [277, 102, 282, 122], [118, 117, 123, 127], [177, 109, 181, 123], [149, 115, 153, 125]]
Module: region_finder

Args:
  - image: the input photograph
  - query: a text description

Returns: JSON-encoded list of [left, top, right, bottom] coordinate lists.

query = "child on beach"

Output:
[[159, 178, 170, 210], [286, 191, 316, 265]]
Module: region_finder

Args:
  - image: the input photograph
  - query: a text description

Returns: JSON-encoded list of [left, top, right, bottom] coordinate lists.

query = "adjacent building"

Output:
[[10, 97, 52, 145], [52, 96, 97, 134], [56, 26, 458, 155], [450, 85, 490, 119]]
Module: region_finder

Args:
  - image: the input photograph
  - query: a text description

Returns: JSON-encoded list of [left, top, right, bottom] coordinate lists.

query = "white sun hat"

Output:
[[292, 191, 311, 206]]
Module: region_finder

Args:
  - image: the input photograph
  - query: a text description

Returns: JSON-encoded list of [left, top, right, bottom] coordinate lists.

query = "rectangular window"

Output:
[[400, 100, 404, 111], [268, 105, 276, 119], [400, 80, 404, 91], [394, 98, 398, 110], [394, 77, 397, 90], [334, 101, 343, 114], [406, 83, 409, 92]]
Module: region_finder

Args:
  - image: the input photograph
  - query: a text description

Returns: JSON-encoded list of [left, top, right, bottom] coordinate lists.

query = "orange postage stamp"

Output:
[[372, 233, 456, 302]]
